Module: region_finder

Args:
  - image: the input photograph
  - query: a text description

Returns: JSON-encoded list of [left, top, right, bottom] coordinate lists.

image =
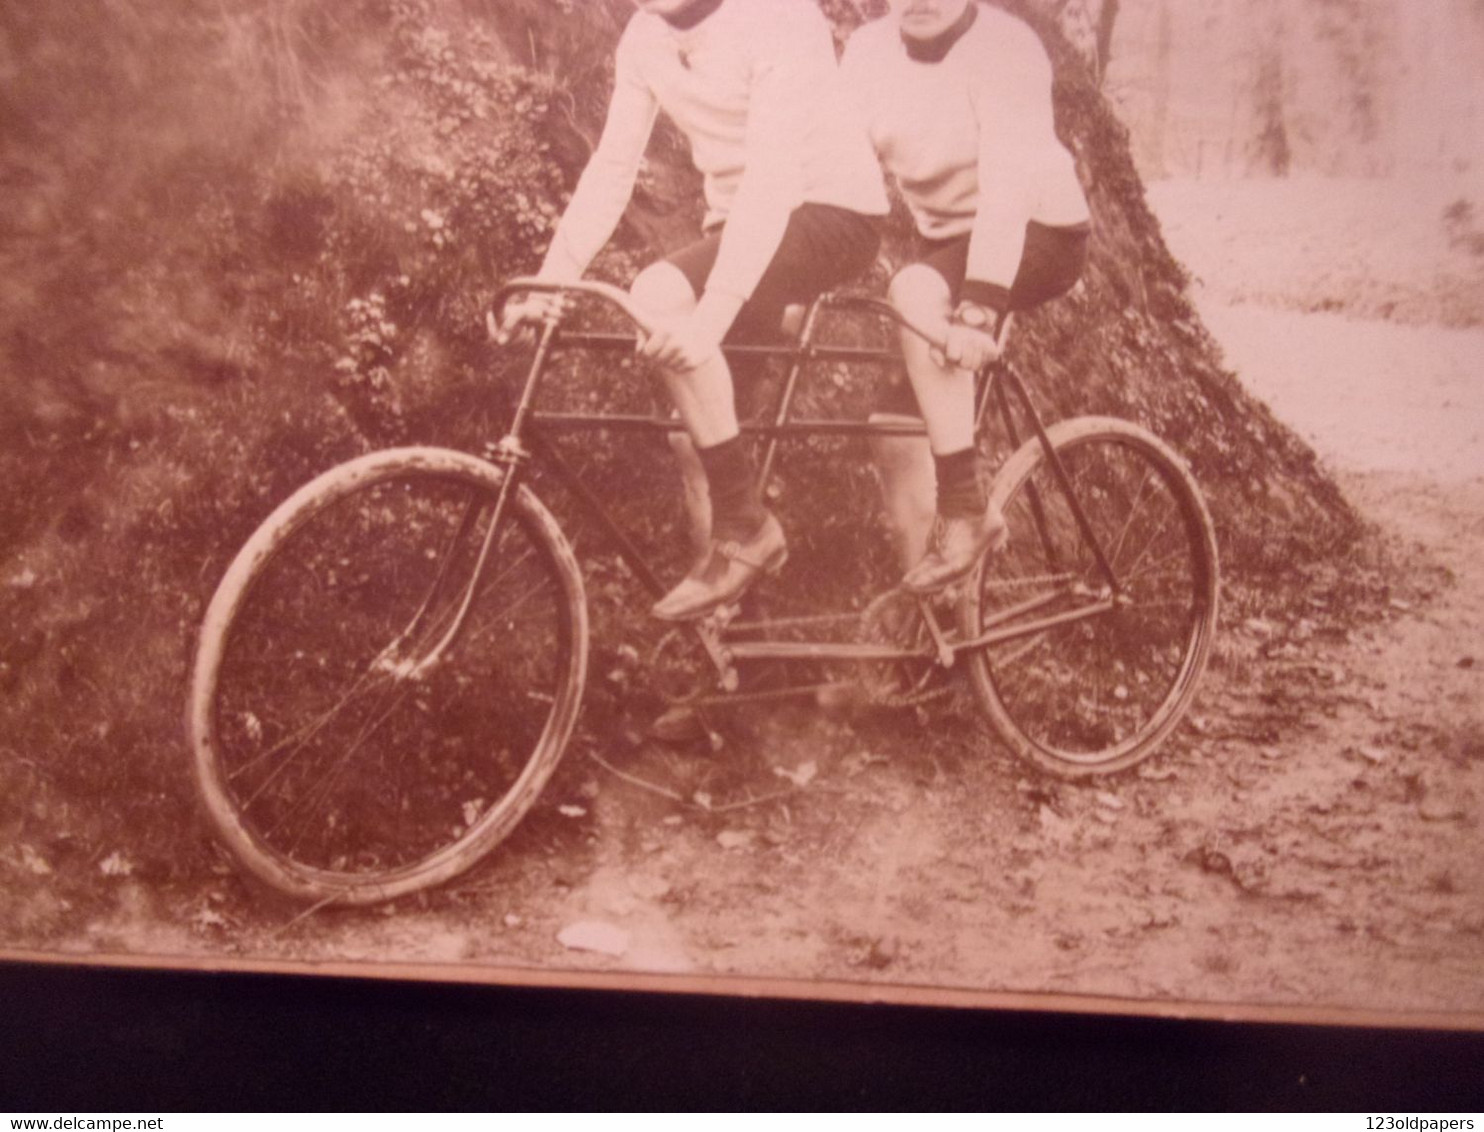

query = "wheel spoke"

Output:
[[962, 422, 1218, 776], [190, 452, 587, 902]]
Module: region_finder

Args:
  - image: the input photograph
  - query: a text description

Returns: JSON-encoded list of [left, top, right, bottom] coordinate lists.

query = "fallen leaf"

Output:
[[772, 760, 818, 788], [627, 874, 671, 900], [461, 798, 486, 826], [556, 920, 629, 957], [1420, 797, 1465, 822], [191, 907, 228, 931], [99, 851, 134, 878], [857, 936, 899, 969], [1192, 847, 1233, 876], [19, 845, 52, 876]]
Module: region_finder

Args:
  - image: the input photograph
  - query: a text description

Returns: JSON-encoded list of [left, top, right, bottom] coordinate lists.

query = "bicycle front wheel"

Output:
[[959, 418, 1218, 778], [188, 447, 588, 904]]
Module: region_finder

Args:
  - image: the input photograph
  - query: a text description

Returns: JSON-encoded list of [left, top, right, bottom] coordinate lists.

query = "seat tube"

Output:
[[1002, 365, 1119, 589], [756, 301, 819, 488], [974, 362, 1001, 439]]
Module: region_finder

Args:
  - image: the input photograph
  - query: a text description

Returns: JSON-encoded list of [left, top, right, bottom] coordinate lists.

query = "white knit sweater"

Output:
[[540, 0, 888, 303], [842, 3, 1089, 309]]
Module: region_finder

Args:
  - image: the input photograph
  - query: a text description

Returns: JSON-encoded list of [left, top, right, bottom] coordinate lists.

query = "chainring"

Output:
[[857, 590, 953, 708]]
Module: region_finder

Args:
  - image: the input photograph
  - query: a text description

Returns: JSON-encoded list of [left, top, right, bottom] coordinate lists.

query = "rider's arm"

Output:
[[538, 29, 659, 282], [691, 3, 824, 341], [837, 23, 879, 161], [960, 20, 1059, 321]]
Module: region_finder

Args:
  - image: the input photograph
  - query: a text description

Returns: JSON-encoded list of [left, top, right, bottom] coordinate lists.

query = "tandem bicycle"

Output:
[[186, 277, 1219, 904]]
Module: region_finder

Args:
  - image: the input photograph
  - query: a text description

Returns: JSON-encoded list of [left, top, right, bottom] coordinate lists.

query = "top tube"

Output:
[[488, 276, 1007, 357]]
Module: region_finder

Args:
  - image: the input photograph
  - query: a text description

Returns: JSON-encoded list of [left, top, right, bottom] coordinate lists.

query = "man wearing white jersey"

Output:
[[844, 0, 1091, 592], [501, 0, 889, 622]]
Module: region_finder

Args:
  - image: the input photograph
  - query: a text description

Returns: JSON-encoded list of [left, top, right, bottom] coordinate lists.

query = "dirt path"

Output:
[[77, 449, 1483, 1015], [55, 180, 1484, 1019]]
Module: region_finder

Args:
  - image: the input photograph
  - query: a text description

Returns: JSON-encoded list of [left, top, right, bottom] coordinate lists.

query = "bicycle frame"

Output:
[[487, 278, 1123, 696], [186, 277, 1216, 903]]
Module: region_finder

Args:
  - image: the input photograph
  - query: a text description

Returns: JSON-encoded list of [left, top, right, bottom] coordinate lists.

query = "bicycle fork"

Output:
[[372, 321, 569, 681], [368, 451, 524, 681]]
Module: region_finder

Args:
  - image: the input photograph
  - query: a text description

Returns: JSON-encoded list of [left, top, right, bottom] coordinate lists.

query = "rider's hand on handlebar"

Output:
[[935, 323, 1001, 373], [636, 308, 726, 372], [490, 291, 569, 345]]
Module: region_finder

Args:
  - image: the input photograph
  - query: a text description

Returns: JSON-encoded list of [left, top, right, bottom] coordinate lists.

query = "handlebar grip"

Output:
[[490, 277, 659, 337]]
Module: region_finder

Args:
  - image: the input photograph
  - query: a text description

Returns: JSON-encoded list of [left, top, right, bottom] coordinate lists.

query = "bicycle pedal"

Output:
[[707, 602, 742, 629], [939, 581, 968, 604]]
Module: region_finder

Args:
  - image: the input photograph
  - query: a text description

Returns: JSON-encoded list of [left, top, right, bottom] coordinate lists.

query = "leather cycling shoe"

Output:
[[901, 508, 1009, 594], [652, 512, 787, 622]]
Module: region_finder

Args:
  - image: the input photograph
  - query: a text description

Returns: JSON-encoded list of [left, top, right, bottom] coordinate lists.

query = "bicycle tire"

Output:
[[958, 418, 1219, 778], [187, 447, 588, 904]]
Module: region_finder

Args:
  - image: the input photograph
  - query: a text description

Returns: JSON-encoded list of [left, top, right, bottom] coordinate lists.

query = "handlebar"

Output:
[[488, 275, 1010, 356], [489, 277, 660, 339]]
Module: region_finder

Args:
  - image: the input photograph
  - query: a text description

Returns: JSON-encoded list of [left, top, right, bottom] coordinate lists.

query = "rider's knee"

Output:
[[630, 262, 698, 319], [668, 428, 700, 465], [888, 263, 951, 318]]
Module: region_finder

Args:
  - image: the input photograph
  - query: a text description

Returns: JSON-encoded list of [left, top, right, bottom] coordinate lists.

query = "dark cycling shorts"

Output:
[[664, 203, 882, 419], [875, 219, 1089, 417], [918, 219, 1090, 309], [665, 202, 883, 340]]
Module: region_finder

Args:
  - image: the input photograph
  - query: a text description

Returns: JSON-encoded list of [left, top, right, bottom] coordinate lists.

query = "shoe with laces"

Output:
[[651, 512, 788, 622], [900, 508, 1008, 594]]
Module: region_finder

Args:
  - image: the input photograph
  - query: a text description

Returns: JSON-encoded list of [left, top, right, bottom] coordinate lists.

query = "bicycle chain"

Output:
[[650, 574, 1076, 710], [862, 571, 1080, 708]]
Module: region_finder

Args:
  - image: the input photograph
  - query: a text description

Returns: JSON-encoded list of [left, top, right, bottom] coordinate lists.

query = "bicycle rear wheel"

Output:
[[188, 447, 587, 904], [959, 418, 1218, 778]]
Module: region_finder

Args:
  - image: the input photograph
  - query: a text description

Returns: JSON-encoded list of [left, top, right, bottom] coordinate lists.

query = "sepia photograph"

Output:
[[2, 0, 1482, 1032]]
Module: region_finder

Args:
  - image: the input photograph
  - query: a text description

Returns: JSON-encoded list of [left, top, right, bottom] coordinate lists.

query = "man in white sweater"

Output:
[[502, 0, 888, 621], [844, 0, 1091, 592]]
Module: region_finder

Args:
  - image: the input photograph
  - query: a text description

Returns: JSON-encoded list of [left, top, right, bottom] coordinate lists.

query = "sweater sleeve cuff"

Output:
[[959, 280, 1012, 317]]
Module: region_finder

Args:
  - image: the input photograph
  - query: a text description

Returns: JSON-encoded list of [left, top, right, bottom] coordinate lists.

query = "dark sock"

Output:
[[934, 447, 988, 519], [697, 436, 767, 543]]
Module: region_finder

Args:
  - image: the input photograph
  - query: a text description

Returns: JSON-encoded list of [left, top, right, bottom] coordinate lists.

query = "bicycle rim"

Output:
[[961, 419, 1218, 777], [189, 448, 587, 903]]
